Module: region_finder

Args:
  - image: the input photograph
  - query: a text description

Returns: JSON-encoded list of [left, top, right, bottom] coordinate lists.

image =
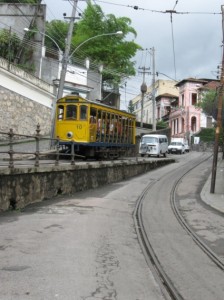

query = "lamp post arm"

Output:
[[69, 32, 122, 59], [40, 32, 62, 55], [24, 28, 62, 55]]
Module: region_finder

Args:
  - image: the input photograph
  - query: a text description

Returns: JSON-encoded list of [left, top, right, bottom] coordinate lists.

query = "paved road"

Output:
[[0, 168, 167, 300], [141, 152, 224, 300], [0, 151, 221, 300]]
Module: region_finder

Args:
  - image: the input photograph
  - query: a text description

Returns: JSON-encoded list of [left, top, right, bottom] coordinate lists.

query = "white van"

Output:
[[139, 134, 168, 157]]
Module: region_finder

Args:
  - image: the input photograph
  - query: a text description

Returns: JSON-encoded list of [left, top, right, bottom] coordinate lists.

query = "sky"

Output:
[[43, 0, 224, 109]]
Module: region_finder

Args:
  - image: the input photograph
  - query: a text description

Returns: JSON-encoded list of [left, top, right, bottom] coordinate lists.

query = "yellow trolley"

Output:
[[55, 94, 136, 159]]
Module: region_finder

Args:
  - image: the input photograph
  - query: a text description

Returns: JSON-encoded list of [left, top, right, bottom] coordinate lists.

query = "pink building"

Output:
[[168, 78, 218, 142]]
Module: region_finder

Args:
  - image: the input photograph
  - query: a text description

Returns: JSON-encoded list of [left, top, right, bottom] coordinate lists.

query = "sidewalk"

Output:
[[200, 157, 224, 213]]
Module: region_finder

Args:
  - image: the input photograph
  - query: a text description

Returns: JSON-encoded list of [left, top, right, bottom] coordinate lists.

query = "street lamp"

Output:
[[57, 30, 123, 100], [68, 31, 123, 61], [23, 28, 63, 79]]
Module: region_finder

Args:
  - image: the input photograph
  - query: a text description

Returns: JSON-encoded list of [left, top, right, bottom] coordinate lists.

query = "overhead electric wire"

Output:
[[92, 0, 221, 103], [4, 4, 31, 29], [173, 0, 178, 11], [94, 0, 221, 15]]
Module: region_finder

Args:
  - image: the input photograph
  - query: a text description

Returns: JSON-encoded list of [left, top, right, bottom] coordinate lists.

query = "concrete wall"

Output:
[[0, 158, 174, 212]]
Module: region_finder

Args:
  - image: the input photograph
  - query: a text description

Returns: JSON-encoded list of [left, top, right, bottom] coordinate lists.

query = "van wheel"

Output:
[[163, 152, 166, 157], [141, 154, 144, 157]]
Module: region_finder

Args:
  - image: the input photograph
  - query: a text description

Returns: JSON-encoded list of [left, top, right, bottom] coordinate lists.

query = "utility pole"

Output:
[[210, 5, 224, 193], [50, 0, 78, 148], [139, 66, 150, 127], [57, 0, 78, 99], [151, 47, 156, 131]]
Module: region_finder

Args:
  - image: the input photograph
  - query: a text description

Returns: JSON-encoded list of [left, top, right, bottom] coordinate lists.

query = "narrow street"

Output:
[[0, 152, 223, 300]]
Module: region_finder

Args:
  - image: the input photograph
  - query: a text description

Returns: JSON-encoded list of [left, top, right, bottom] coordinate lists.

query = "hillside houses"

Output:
[[132, 78, 219, 143]]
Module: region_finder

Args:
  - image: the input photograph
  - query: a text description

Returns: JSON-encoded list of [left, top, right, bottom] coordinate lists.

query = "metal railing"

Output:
[[0, 124, 76, 169]]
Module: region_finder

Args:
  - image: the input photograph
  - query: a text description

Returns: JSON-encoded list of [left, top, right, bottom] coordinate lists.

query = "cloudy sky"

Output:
[[43, 0, 223, 108]]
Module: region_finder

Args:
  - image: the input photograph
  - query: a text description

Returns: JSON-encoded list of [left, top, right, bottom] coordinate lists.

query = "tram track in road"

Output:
[[171, 158, 224, 271], [134, 152, 224, 300], [134, 181, 183, 300]]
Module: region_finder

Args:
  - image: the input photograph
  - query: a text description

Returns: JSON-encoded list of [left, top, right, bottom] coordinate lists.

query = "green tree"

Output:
[[128, 100, 135, 113], [156, 120, 168, 128], [45, 20, 69, 53], [197, 88, 224, 155], [197, 89, 218, 119], [197, 89, 224, 126], [72, 2, 141, 85], [45, 2, 141, 85]]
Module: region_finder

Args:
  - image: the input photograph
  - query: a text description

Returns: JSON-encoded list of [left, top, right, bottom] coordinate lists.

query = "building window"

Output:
[[191, 116, 197, 132], [181, 117, 185, 133], [192, 93, 197, 105], [181, 94, 184, 106]]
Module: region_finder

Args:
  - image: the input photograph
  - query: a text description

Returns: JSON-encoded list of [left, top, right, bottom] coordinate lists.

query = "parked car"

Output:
[[139, 134, 168, 157], [168, 142, 185, 154], [184, 144, 190, 152]]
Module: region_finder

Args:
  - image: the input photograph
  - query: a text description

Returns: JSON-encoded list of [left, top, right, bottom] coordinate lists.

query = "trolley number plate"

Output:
[[76, 124, 82, 130]]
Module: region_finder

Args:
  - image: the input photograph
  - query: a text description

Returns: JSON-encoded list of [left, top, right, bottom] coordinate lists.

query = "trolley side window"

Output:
[[57, 105, 64, 120], [90, 107, 97, 123], [66, 105, 77, 119], [80, 105, 88, 120]]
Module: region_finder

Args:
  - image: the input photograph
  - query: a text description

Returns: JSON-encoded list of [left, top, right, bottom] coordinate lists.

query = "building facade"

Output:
[[169, 78, 219, 142], [132, 79, 179, 124], [132, 77, 219, 143]]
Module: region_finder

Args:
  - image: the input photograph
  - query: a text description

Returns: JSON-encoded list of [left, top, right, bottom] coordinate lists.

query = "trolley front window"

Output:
[[80, 105, 88, 120], [66, 105, 77, 119]]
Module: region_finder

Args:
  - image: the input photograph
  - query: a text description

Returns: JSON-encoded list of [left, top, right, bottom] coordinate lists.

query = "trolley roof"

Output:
[[57, 94, 136, 118]]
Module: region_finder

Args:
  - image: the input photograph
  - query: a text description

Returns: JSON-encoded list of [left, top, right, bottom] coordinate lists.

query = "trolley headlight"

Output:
[[67, 131, 73, 139]]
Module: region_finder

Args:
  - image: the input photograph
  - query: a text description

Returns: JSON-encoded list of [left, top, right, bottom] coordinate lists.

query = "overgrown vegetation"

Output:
[[0, 28, 35, 73], [156, 120, 168, 128], [192, 128, 215, 143], [0, 28, 20, 63], [197, 89, 224, 125], [197, 88, 224, 150]]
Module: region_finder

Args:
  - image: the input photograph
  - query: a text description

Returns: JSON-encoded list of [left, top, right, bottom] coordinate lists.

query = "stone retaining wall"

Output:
[[0, 87, 51, 137], [0, 158, 174, 212]]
